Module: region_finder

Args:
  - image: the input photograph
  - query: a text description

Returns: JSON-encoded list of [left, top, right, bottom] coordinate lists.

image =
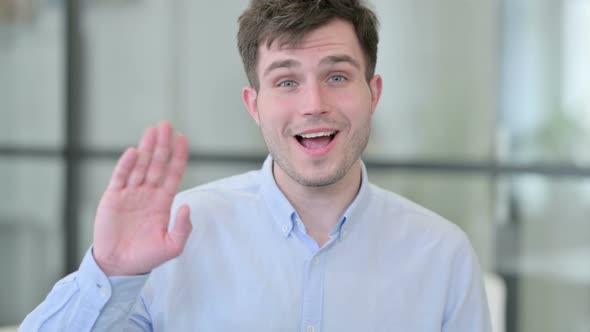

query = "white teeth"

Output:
[[299, 131, 335, 139]]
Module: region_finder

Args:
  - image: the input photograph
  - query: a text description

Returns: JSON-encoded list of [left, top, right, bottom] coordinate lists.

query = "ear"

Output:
[[242, 86, 260, 126], [369, 74, 383, 114]]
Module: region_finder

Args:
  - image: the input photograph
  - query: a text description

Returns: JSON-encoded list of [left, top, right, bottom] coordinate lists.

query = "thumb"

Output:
[[166, 204, 193, 257]]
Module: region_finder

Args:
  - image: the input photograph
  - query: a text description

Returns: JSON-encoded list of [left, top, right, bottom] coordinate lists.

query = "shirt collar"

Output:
[[258, 155, 372, 240], [336, 160, 372, 240], [259, 156, 297, 237]]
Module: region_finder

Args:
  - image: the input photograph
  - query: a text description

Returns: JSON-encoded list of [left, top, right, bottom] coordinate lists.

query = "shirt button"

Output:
[[306, 325, 315, 332], [98, 285, 108, 297], [312, 256, 320, 265], [281, 225, 289, 233]]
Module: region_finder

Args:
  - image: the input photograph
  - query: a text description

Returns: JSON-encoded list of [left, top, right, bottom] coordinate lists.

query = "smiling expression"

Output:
[[243, 19, 382, 189]]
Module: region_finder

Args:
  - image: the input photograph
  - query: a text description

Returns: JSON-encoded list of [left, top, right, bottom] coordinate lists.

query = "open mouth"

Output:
[[295, 131, 338, 149]]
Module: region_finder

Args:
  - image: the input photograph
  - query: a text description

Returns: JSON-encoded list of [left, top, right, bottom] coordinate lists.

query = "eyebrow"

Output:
[[262, 54, 361, 77], [263, 59, 301, 77], [319, 55, 361, 70]]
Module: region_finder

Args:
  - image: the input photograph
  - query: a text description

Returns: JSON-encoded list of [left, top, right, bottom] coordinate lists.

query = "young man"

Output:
[[21, 0, 492, 331]]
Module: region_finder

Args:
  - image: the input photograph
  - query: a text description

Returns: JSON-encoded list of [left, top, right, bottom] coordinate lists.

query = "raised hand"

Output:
[[93, 122, 192, 276]]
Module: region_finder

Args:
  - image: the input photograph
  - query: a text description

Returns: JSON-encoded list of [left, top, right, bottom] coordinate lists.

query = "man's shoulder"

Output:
[[174, 169, 262, 205], [367, 182, 470, 248]]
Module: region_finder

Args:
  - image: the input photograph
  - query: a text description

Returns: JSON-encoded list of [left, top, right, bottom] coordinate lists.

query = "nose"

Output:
[[300, 82, 329, 116]]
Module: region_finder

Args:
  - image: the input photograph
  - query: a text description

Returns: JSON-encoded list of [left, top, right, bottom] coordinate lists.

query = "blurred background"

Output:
[[1, 0, 589, 331]]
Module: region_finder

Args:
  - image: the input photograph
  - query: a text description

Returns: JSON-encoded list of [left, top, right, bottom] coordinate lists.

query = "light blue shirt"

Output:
[[21, 156, 491, 331]]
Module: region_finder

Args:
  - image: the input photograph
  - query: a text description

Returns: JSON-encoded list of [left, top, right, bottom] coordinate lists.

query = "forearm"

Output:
[[19, 249, 151, 332]]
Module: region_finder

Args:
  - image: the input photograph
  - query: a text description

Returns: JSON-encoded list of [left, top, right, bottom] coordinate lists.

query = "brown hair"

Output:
[[237, 0, 379, 90]]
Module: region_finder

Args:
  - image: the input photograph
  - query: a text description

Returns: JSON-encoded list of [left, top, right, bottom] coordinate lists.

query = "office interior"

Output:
[[1, 0, 589, 331]]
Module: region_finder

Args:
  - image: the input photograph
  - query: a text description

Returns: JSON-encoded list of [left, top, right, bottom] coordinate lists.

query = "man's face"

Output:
[[243, 19, 382, 189]]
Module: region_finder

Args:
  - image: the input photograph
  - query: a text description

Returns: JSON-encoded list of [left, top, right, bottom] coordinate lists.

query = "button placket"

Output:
[[300, 251, 325, 332], [312, 256, 320, 265]]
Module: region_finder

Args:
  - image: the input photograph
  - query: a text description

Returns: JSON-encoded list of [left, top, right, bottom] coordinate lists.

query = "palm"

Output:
[[93, 123, 192, 276]]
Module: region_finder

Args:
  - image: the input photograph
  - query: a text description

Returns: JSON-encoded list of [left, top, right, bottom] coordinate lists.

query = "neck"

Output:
[[273, 160, 362, 246]]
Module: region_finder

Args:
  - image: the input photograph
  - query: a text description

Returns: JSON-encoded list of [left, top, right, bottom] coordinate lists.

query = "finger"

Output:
[[163, 134, 189, 195], [146, 122, 173, 186], [165, 205, 192, 257], [128, 126, 157, 186], [108, 147, 138, 190]]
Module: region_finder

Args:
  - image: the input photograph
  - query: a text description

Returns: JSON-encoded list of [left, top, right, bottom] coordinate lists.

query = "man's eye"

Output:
[[328, 75, 347, 83], [278, 80, 298, 88]]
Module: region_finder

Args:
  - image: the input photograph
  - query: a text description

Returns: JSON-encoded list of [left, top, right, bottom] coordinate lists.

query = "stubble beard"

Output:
[[265, 119, 371, 188]]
